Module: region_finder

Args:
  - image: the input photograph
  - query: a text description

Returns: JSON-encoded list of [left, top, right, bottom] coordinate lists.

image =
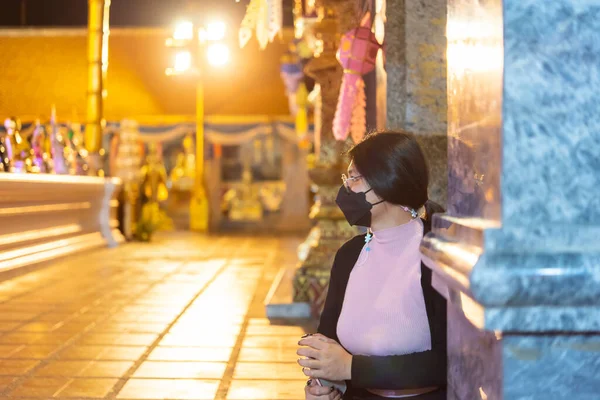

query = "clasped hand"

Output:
[[297, 333, 352, 382], [304, 379, 342, 400]]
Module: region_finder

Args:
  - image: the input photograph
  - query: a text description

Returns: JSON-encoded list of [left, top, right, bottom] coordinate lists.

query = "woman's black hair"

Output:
[[348, 130, 444, 229]]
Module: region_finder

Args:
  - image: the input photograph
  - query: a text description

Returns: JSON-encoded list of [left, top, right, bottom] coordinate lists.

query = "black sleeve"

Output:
[[317, 249, 344, 341], [350, 265, 447, 389]]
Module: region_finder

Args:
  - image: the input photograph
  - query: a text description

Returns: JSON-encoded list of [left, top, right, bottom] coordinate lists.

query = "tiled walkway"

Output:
[[0, 233, 314, 399]]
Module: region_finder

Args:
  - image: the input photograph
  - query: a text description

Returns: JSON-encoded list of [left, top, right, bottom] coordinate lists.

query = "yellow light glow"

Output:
[[446, 19, 503, 74], [206, 43, 230, 67], [446, 42, 502, 73], [174, 51, 193, 72], [205, 21, 226, 41], [173, 21, 194, 41]]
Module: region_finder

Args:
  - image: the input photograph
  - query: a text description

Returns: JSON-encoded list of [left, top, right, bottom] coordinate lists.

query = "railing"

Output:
[[0, 174, 124, 273]]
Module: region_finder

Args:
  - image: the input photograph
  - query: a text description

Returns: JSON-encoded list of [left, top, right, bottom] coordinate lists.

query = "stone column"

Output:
[[422, 0, 600, 399], [385, 0, 447, 206], [292, 1, 361, 317], [278, 140, 311, 233]]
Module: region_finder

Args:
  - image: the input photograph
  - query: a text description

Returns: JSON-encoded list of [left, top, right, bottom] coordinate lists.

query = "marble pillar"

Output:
[[292, 1, 360, 317], [422, 0, 600, 399], [385, 0, 448, 206]]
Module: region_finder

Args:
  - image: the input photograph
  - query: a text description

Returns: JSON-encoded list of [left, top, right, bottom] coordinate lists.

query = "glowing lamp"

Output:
[[207, 43, 230, 67]]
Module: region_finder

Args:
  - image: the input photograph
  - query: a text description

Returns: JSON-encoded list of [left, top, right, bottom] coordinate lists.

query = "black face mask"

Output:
[[335, 185, 384, 227]]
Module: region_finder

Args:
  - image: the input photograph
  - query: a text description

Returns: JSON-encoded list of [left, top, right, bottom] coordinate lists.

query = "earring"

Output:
[[365, 228, 373, 252], [401, 206, 418, 218]]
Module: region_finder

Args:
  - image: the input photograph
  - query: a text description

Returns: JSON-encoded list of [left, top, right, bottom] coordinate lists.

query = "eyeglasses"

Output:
[[341, 173, 363, 193]]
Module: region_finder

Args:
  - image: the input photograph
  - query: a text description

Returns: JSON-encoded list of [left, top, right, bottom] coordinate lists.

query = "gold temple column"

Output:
[[190, 81, 209, 232], [293, 1, 363, 317], [85, 0, 111, 176]]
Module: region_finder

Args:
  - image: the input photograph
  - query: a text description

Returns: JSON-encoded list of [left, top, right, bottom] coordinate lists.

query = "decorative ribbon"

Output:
[[105, 122, 312, 147]]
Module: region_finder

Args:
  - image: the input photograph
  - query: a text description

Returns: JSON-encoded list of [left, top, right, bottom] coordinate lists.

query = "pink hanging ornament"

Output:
[[350, 78, 366, 144], [333, 76, 361, 141], [333, 12, 382, 141]]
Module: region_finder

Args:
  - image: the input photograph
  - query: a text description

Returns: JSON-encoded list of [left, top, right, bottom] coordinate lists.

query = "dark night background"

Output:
[[0, 0, 294, 27]]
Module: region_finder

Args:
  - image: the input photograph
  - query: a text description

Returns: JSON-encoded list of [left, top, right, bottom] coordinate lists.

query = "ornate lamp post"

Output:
[[165, 20, 230, 232]]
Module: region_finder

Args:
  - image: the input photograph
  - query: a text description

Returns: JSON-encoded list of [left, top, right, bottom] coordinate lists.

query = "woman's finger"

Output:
[[302, 367, 325, 378], [307, 384, 334, 396], [297, 347, 320, 359], [304, 384, 312, 400], [298, 336, 327, 350], [298, 357, 320, 369], [312, 333, 338, 344]]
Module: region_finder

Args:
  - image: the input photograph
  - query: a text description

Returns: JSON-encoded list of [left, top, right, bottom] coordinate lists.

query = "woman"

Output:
[[298, 131, 447, 400]]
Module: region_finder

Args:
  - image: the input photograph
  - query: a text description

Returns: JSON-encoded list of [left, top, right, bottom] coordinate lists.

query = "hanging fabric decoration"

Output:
[[280, 55, 304, 115], [333, 12, 382, 142], [267, 0, 283, 42], [350, 78, 367, 144], [239, 0, 283, 50], [239, 0, 259, 48], [255, 0, 269, 49]]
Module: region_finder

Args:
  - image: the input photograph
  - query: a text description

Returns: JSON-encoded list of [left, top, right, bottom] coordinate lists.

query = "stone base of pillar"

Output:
[[423, 214, 600, 400], [445, 290, 502, 400], [445, 286, 600, 400], [502, 335, 600, 399]]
